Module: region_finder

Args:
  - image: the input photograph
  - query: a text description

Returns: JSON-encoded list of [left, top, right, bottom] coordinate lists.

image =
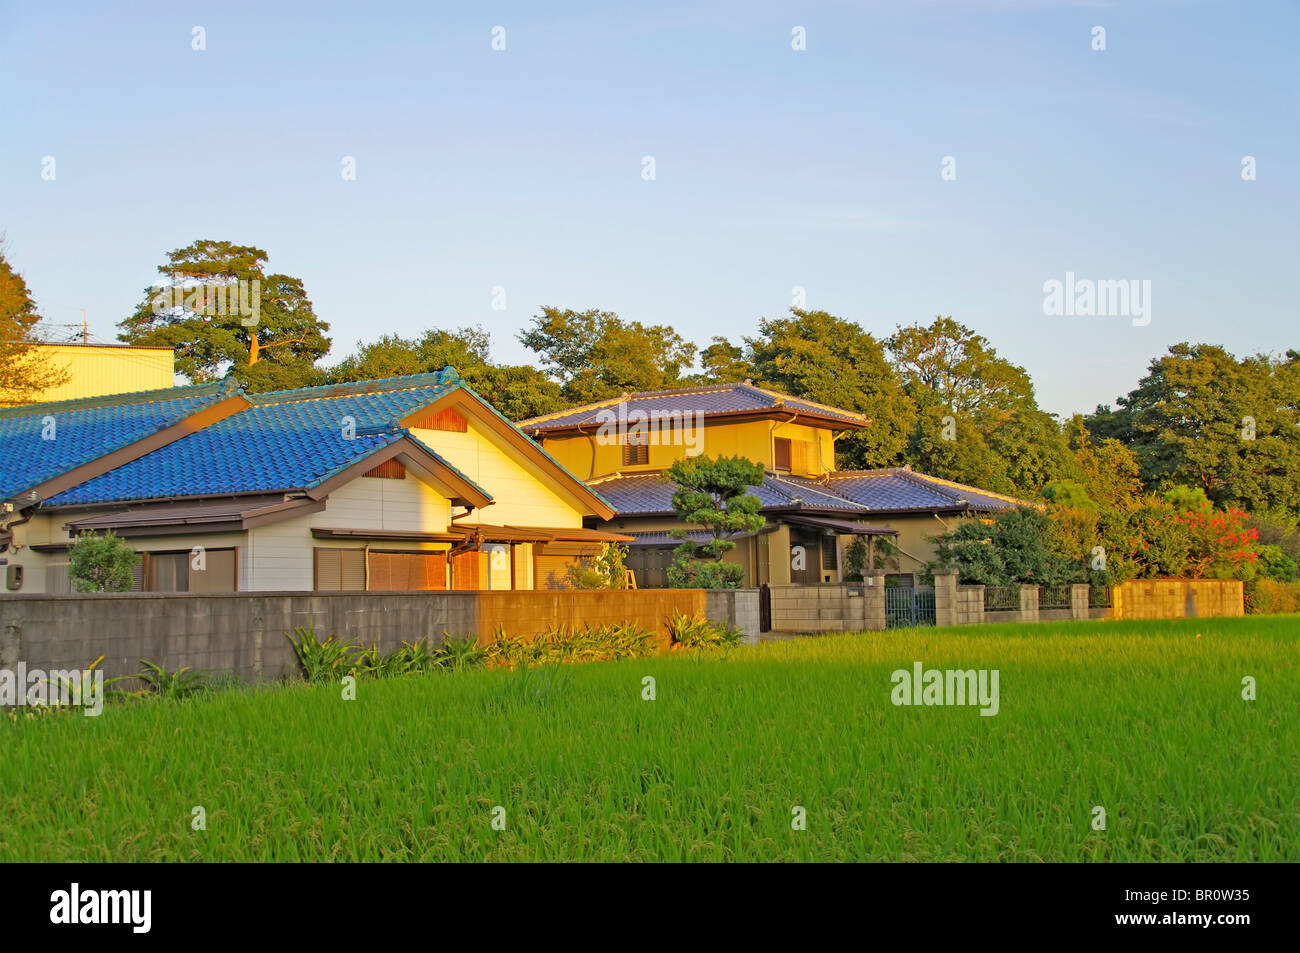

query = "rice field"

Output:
[[2, 615, 1297, 862]]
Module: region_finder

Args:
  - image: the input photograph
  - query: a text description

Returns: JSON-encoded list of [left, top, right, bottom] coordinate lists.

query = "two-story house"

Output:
[[517, 381, 1028, 588]]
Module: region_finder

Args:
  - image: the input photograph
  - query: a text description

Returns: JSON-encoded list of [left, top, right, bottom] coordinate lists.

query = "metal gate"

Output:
[[885, 587, 936, 628], [759, 583, 772, 632]]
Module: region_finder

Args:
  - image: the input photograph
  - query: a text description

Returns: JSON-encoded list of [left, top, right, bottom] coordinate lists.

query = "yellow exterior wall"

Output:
[[540, 418, 838, 480], [413, 419, 585, 528], [1, 344, 174, 407]]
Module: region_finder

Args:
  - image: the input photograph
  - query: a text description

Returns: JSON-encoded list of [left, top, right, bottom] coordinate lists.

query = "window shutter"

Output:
[[315, 548, 341, 590], [315, 548, 364, 590], [773, 437, 791, 471], [45, 563, 72, 594], [363, 459, 406, 479], [624, 439, 650, 465], [791, 440, 809, 474], [341, 550, 366, 590], [410, 409, 467, 432]]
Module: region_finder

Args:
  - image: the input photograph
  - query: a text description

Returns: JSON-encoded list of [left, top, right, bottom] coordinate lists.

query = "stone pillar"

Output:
[[862, 571, 887, 631], [1019, 585, 1039, 623], [933, 569, 959, 628], [1070, 583, 1090, 620]]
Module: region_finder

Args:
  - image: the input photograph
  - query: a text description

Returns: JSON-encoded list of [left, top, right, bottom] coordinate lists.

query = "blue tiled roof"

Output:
[[0, 383, 232, 502], [590, 467, 1026, 517], [45, 377, 466, 506], [591, 471, 870, 516], [517, 382, 866, 432], [817, 469, 1024, 512]]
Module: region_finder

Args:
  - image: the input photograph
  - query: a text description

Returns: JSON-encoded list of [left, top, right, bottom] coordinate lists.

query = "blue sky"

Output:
[[2, 0, 1296, 418]]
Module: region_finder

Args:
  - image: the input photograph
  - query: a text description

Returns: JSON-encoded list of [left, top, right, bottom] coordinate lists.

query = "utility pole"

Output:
[[81, 310, 88, 343]]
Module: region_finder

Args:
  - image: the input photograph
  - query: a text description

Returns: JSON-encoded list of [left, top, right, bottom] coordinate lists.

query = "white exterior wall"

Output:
[[2, 510, 249, 594]]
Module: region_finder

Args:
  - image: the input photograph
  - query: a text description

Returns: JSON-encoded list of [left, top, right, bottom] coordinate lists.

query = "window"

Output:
[[45, 563, 72, 593], [366, 551, 447, 590], [315, 548, 366, 590], [148, 552, 188, 592], [622, 432, 649, 466], [791, 439, 810, 473], [143, 548, 238, 592], [773, 437, 791, 471], [821, 536, 839, 571]]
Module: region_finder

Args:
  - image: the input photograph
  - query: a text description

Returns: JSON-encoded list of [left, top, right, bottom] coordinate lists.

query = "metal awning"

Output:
[[63, 496, 325, 536], [448, 524, 635, 544], [311, 528, 462, 543]]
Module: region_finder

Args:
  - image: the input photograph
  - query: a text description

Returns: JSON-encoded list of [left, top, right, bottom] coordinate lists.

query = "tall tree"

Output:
[[326, 327, 565, 420], [888, 316, 1071, 495], [697, 336, 753, 384], [1100, 343, 1300, 516], [0, 240, 68, 403], [118, 240, 330, 392], [519, 307, 697, 403], [745, 308, 915, 469]]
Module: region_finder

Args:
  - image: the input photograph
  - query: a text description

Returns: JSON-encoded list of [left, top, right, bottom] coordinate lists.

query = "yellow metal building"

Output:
[[2, 343, 175, 407]]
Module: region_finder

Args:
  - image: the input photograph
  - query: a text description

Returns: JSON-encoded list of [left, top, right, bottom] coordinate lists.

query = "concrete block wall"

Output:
[[767, 583, 875, 633], [0, 588, 759, 684], [706, 588, 761, 643], [1110, 579, 1244, 620]]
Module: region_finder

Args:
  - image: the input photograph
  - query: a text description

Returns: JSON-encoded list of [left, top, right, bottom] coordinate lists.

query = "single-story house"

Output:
[[0, 370, 628, 593]]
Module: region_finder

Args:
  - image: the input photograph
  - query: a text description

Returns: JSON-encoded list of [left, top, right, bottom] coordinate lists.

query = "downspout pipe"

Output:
[[0, 504, 37, 554]]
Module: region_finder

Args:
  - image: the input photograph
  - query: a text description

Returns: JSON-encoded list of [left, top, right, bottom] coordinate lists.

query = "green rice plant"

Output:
[[2, 616, 1298, 862], [483, 663, 574, 712], [285, 624, 364, 683]]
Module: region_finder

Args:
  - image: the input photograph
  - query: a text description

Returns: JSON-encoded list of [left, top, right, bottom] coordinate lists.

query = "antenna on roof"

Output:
[[81, 310, 88, 344]]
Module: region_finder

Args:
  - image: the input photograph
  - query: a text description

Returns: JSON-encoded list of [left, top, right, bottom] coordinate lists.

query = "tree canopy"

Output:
[[326, 326, 564, 420], [1088, 343, 1300, 516], [118, 240, 330, 392], [746, 308, 915, 469], [0, 241, 68, 403], [519, 307, 697, 404]]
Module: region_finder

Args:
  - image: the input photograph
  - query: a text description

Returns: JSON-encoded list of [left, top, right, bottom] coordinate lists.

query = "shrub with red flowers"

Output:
[[1174, 505, 1260, 579]]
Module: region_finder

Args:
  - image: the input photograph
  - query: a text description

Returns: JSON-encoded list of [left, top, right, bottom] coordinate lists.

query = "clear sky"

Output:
[[2, 0, 1296, 418]]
